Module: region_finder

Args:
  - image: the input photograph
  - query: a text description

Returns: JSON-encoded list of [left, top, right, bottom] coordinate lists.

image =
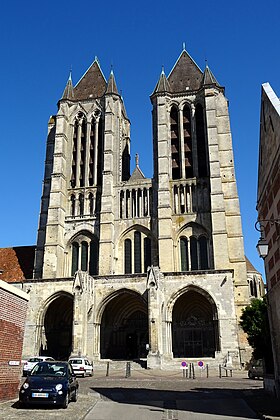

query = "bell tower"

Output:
[[33, 59, 130, 279]]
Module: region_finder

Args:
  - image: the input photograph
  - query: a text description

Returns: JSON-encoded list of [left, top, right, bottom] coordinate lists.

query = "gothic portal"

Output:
[[21, 48, 252, 368]]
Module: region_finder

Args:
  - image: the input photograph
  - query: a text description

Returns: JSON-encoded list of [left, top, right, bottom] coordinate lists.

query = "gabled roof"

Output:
[[106, 70, 119, 95], [152, 68, 171, 95], [74, 58, 107, 100], [167, 49, 203, 92], [201, 65, 220, 87], [0, 246, 36, 282]]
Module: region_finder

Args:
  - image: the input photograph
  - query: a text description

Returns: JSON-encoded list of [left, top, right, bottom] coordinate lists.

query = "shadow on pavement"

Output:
[[91, 385, 280, 419]]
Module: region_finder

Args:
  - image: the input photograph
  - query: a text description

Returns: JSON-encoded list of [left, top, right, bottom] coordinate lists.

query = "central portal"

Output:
[[100, 290, 148, 360]]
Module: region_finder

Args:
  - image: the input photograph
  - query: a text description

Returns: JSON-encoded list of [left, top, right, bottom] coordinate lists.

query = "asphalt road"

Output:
[[0, 370, 276, 420]]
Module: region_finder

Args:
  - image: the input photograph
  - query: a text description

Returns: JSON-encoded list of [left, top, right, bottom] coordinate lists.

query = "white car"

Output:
[[23, 356, 54, 376], [68, 357, 93, 377]]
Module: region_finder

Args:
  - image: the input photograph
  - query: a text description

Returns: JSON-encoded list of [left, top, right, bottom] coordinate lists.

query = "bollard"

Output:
[[106, 361, 110, 377], [206, 363, 209, 378], [125, 361, 131, 378], [192, 363, 196, 379], [219, 364, 221, 378]]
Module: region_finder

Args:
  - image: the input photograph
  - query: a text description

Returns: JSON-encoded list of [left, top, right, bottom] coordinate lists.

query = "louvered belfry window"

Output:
[[170, 106, 181, 180]]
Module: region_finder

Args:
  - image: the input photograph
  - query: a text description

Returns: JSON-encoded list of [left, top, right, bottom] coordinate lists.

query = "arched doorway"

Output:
[[42, 294, 74, 360], [172, 289, 219, 358], [100, 290, 148, 360]]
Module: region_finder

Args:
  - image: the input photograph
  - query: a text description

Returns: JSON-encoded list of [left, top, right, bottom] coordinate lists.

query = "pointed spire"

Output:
[[201, 64, 221, 87], [106, 68, 119, 95], [152, 66, 171, 95], [74, 57, 107, 100], [61, 70, 74, 100], [130, 154, 145, 181]]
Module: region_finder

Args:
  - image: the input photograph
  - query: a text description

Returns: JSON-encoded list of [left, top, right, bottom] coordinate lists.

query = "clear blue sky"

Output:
[[0, 0, 279, 278]]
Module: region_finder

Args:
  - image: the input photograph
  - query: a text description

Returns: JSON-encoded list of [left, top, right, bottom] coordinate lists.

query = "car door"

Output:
[[68, 364, 76, 396]]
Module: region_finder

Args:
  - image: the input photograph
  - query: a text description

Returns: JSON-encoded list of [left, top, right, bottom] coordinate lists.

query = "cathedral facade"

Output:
[[20, 49, 253, 368]]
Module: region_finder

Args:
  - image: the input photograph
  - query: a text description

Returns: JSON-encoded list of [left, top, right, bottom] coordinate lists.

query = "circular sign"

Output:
[[181, 361, 188, 367], [198, 361, 204, 367]]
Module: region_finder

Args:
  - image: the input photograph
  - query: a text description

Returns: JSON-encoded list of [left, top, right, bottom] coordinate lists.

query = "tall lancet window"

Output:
[[170, 106, 180, 180], [196, 104, 208, 177], [71, 120, 78, 187], [89, 119, 95, 186], [80, 119, 86, 187], [183, 105, 193, 178]]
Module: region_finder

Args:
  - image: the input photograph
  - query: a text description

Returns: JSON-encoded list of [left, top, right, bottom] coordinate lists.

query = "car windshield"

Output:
[[31, 362, 67, 377], [28, 357, 43, 362], [69, 359, 82, 364]]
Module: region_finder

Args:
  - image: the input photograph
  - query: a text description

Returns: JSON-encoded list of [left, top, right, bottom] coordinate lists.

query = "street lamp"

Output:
[[255, 219, 280, 259]]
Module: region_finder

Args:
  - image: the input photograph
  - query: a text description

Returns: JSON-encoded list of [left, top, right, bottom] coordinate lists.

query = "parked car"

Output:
[[68, 356, 93, 377], [19, 361, 79, 408], [248, 359, 264, 379], [23, 356, 54, 376]]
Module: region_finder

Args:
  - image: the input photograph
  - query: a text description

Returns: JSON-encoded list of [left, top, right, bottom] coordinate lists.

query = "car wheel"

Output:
[[63, 393, 69, 409], [72, 388, 78, 402], [82, 371, 86, 378], [248, 371, 254, 379]]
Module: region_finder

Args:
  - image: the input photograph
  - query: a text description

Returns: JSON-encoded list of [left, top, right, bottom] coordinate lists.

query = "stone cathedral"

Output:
[[20, 48, 258, 369]]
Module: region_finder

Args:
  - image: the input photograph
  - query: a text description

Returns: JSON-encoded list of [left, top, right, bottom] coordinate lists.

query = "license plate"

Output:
[[32, 392, 49, 398]]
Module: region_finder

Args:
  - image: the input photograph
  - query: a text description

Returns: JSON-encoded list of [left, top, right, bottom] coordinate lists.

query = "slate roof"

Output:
[[0, 246, 35, 282], [73, 59, 107, 100], [106, 70, 119, 95], [61, 73, 74, 100], [167, 49, 203, 92], [201, 65, 220, 87], [245, 256, 259, 273]]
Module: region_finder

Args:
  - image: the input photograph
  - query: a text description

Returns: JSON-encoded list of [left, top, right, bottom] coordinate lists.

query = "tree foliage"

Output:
[[240, 298, 272, 361]]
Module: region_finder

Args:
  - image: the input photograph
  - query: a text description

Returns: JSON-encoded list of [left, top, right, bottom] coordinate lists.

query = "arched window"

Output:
[[80, 119, 86, 187], [89, 241, 98, 275], [81, 241, 88, 271], [88, 193, 94, 215], [134, 231, 142, 273], [70, 195, 75, 216], [190, 236, 198, 270], [198, 236, 209, 269], [123, 231, 152, 274], [124, 239, 132, 274], [179, 228, 210, 272], [79, 194, 84, 216], [196, 104, 208, 177], [71, 242, 79, 276], [144, 237, 151, 272], [71, 236, 98, 276], [71, 120, 78, 187], [183, 104, 193, 178], [180, 237, 189, 271], [170, 106, 180, 180], [89, 119, 95, 186]]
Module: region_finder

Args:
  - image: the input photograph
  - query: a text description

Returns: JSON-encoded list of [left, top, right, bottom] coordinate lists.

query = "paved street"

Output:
[[1, 370, 279, 420]]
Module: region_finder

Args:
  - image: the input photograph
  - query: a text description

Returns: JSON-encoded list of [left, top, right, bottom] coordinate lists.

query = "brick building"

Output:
[[0, 280, 29, 401], [257, 82, 280, 396]]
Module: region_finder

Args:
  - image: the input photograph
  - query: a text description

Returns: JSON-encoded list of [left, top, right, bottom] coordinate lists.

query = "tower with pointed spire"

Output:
[[21, 49, 254, 369]]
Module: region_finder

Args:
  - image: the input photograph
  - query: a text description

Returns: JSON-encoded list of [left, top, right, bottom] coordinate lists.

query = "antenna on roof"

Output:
[[135, 153, 139, 167]]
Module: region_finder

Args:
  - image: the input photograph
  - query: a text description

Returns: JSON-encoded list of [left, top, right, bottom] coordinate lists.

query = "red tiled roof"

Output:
[[0, 246, 35, 283]]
